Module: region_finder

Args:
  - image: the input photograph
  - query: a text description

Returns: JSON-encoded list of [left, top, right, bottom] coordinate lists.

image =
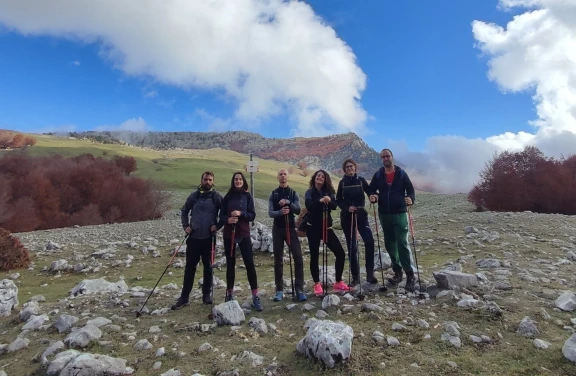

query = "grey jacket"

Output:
[[180, 187, 223, 239]]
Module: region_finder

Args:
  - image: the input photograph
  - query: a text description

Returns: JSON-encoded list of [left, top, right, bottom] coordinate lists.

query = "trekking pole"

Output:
[[136, 234, 188, 317], [208, 234, 216, 320], [354, 212, 365, 300], [230, 224, 236, 257], [348, 211, 354, 289], [407, 205, 425, 297], [286, 214, 295, 301], [322, 204, 328, 297], [371, 203, 388, 292]]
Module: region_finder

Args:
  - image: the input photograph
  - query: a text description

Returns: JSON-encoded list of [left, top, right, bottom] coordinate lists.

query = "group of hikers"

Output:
[[171, 148, 416, 312]]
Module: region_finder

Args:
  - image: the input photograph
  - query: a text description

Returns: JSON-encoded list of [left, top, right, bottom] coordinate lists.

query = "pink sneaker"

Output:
[[333, 281, 350, 292], [313, 282, 324, 296]]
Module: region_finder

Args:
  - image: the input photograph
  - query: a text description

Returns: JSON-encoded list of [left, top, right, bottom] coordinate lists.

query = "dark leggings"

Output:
[[223, 237, 258, 290], [306, 226, 345, 283], [180, 237, 212, 299]]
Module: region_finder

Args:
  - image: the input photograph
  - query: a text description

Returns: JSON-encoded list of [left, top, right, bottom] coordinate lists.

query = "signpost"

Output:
[[247, 153, 258, 226]]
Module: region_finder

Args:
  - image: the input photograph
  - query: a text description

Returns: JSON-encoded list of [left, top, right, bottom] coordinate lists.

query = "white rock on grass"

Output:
[[321, 294, 340, 310], [64, 324, 102, 348], [133, 339, 153, 351], [433, 271, 478, 289], [517, 317, 539, 338], [236, 351, 264, 367], [54, 315, 79, 334], [533, 339, 551, 349], [563, 333, 576, 364], [7, 337, 29, 353], [213, 301, 245, 326], [40, 340, 65, 365], [555, 291, 576, 312], [160, 369, 181, 376], [69, 278, 128, 296], [22, 314, 49, 331], [58, 353, 133, 376], [19, 301, 39, 322], [296, 320, 353, 368]]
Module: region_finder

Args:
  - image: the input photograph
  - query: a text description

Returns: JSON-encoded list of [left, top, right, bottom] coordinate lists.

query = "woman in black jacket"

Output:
[[304, 169, 350, 296], [220, 172, 263, 311], [336, 158, 377, 286]]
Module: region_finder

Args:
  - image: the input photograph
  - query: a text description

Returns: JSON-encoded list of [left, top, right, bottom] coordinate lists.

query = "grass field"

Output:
[[1, 134, 320, 199]]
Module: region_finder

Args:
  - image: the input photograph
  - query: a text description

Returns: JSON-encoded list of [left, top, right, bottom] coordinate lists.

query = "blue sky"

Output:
[[0, 0, 574, 192]]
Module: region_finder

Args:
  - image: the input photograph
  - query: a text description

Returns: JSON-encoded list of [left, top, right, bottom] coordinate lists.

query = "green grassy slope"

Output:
[[1, 134, 326, 199]]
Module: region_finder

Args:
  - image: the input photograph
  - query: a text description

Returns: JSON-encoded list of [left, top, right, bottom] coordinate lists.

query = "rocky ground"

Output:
[[1, 193, 576, 376]]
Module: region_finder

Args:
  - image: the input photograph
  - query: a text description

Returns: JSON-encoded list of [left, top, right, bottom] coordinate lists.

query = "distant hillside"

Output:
[[73, 131, 386, 175]]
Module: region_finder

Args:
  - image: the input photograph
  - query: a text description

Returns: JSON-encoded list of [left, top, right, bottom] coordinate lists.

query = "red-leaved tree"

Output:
[[468, 146, 576, 214], [0, 151, 170, 232]]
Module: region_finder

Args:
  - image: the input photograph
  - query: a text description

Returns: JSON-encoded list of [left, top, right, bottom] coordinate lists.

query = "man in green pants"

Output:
[[368, 148, 416, 292]]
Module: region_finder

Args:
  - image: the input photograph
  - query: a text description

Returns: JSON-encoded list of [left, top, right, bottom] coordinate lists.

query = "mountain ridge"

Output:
[[73, 130, 387, 175]]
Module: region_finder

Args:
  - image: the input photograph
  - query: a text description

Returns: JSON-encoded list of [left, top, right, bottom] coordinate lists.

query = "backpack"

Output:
[[190, 189, 219, 209], [272, 187, 295, 206]]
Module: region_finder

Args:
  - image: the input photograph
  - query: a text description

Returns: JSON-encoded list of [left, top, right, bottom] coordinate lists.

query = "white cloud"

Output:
[[472, 0, 576, 154], [142, 89, 158, 99], [95, 117, 149, 132], [0, 0, 367, 136], [394, 0, 576, 193], [391, 137, 500, 194], [70, 60, 80, 66]]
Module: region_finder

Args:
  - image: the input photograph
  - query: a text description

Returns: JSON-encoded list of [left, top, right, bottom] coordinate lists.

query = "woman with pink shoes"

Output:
[[303, 169, 350, 296]]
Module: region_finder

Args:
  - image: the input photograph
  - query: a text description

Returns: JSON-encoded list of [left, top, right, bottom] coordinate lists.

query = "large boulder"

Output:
[[563, 333, 576, 364], [47, 351, 133, 376], [0, 279, 19, 317], [213, 300, 245, 326], [296, 319, 353, 368], [70, 278, 128, 296], [433, 270, 479, 289], [555, 291, 576, 312]]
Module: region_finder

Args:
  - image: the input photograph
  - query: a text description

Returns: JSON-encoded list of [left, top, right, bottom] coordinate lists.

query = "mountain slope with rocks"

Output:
[[1, 193, 575, 375], [74, 130, 386, 174]]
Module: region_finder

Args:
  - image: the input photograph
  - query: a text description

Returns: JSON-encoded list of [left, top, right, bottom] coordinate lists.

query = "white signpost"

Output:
[[246, 160, 259, 173]]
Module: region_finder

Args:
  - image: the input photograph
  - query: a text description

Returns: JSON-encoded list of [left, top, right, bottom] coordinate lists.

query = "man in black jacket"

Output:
[[369, 149, 417, 292], [172, 171, 222, 310], [268, 168, 307, 302], [336, 158, 377, 287]]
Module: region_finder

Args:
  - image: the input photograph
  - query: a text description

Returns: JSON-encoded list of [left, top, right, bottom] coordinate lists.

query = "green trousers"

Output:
[[378, 212, 413, 273]]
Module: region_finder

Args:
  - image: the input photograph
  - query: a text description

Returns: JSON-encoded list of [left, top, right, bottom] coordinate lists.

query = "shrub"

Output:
[[0, 228, 31, 271], [0, 152, 170, 232], [468, 146, 576, 214]]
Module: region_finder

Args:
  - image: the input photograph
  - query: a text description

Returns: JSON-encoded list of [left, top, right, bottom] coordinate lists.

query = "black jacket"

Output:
[[305, 187, 337, 228], [180, 187, 222, 239], [336, 174, 370, 217], [268, 186, 301, 228], [219, 190, 256, 239], [368, 166, 415, 215]]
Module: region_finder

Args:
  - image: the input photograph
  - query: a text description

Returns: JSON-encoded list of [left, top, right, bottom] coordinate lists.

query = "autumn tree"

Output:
[[113, 155, 138, 175], [0, 229, 32, 271], [0, 152, 169, 232], [468, 146, 576, 214]]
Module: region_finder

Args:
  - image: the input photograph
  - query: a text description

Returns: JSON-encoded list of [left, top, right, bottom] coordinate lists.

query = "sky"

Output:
[[0, 0, 575, 193]]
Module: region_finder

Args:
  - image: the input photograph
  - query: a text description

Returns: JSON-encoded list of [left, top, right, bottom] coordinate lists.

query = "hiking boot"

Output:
[[296, 291, 307, 302], [333, 281, 350, 292], [252, 295, 264, 311], [405, 277, 416, 292], [350, 276, 360, 287], [273, 291, 283, 302], [202, 293, 212, 305], [225, 292, 234, 302], [388, 270, 403, 285], [170, 297, 189, 310], [366, 270, 378, 284], [313, 282, 324, 297]]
